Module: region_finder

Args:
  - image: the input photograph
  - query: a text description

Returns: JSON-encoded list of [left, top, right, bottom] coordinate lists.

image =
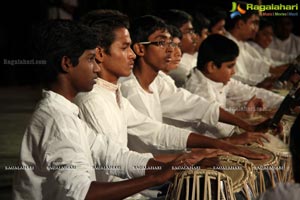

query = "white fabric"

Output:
[[269, 33, 300, 56], [257, 183, 300, 200], [248, 41, 296, 67], [120, 71, 220, 131], [184, 69, 284, 137], [74, 78, 189, 156], [226, 32, 271, 85], [13, 90, 152, 200]]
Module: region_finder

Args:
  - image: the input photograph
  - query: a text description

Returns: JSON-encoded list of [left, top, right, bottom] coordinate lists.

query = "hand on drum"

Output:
[[246, 95, 264, 115], [225, 145, 270, 160], [226, 131, 270, 146], [175, 148, 230, 167]]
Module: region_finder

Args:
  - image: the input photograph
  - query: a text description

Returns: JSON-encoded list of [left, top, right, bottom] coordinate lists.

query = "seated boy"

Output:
[[120, 15, 271, 148], [12, 19, 212, 200], [75, 10, 267, 163], [184, 34, 284, 138]]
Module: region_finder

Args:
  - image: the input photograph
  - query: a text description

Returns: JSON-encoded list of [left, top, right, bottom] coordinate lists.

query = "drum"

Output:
[[257, 132, 293, 183], [278, 114, 296, 145], [166, 169, 235, 200], [216, 156, 257, 200], [245, 146, 279, 194]]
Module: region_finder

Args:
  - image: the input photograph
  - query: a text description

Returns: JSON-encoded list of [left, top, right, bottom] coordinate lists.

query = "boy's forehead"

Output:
[[148, 29, 171, 40], [82, 48, 96, 56]]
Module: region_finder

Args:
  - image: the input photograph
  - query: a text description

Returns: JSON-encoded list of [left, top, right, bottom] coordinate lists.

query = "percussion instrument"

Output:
[[166, 169, 235, 200], [257, 132, 293, 183], [216, 156, 257, 200], [245, 145, 279, 194]]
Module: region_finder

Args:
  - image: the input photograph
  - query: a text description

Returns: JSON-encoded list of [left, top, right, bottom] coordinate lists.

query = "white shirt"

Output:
[[269, 33, 300, 56], [248, 41, 296, 67], [13, 90, 152, 200], [74, 78, 190, 156], [226, 32, 271, 85], [257, 183, 300, 200], [184, 69, 284, 137], [120, 71, 220, 130]]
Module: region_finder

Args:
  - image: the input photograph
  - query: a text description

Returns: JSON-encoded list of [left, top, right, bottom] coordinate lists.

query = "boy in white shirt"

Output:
[[225, 11, 285, 87], [12, 19, 213, 200], [75, 10, 267, 162], [120, 15, 271, 150], [249, 17, 297, 67], [269, 17, 300, 56], [184, 34, 283, 138]]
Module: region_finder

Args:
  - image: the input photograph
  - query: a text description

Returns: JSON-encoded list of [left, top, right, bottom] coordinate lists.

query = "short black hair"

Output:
[[197, 34, 239, 70], [193, 12, 210, 34], [130, 15, 168, 44], [259, 17, 274, 31], [155, 9, 193, 29], [80, 9, 130, 55], [290, 114, 300, 183], [226, 7, 259, 31], [33, 19, 99, 87], [168, 25, 182, 40]]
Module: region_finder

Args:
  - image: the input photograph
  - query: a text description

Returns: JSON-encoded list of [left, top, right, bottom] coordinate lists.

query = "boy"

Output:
[[184, 34, 283, 138], [249, 18, 297, 67], [75, 10, 267, 160], [225, 10, 286, 87], [155, 9, 198, 87], [120, 15, 270, 151], [12, 19, 209, 200]]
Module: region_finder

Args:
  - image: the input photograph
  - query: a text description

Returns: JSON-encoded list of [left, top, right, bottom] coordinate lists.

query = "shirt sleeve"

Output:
[[227, 79, 284, 109], [124, 98, 190, 151], [156, 73, 220, 125]]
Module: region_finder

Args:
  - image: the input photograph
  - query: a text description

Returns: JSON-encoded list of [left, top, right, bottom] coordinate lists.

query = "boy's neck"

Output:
[[229, 29, 243, 41], [50, 79, 77, 101], [133, 64, 158, 93]]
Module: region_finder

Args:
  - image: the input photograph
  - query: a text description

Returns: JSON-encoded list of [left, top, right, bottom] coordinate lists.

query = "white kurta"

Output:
[[74, 78, 189, 156], [269, 33, 300, 56], [13, 90, 152, 200], [120, 71, 220, 131], [226, 32, 271, 85], [248, 41, 296, 67], [184, 69, 284, 137]]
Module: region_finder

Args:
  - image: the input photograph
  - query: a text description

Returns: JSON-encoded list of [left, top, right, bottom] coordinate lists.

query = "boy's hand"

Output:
[[224, 132, 270, 146], [246, 95, 264, 115]]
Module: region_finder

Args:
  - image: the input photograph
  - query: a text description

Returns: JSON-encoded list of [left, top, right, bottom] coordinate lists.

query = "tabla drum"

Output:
[[216, 156, 257, 200], [166, 169, 235, 200], [245, 145, 279, 194], [257, 132, 293, 183]]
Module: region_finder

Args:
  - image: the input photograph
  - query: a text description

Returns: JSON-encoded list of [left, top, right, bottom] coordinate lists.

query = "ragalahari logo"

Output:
[[230, 2, 247, 18]]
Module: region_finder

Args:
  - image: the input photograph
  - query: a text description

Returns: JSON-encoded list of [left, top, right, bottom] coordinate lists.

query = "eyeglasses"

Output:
[[139, 40, 180, 49]]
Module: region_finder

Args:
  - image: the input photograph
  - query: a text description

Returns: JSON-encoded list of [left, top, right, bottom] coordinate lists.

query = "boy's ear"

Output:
[[133, 43, 145, 56], [206, 61, 216, 74], [96, 47, 105, 63], [61, 56, 73, 73], [236, 19, 245, 29]]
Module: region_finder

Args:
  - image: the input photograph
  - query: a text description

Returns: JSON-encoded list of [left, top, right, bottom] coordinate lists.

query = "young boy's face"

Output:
[[99, 27, 136, 82], [255, 26, 273, 49], [69, 49, 100, 92], [180, 21, 197, 54], [210, 59, 236, 85], [141, 29, 174, 72], [239, 14, 259, 41], [165, 37, 182, 73]]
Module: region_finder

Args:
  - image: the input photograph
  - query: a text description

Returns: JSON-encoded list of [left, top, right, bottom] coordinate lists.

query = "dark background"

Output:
[[0, 0, 299, 86]]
